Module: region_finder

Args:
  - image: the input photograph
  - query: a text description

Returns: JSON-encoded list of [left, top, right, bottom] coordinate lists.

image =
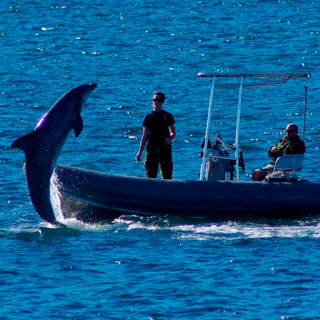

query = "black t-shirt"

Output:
[[143, 110, 175, 150]]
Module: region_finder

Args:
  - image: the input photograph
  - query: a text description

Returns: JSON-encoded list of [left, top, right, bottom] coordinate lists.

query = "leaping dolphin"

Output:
[[11, 83, 97, 224]]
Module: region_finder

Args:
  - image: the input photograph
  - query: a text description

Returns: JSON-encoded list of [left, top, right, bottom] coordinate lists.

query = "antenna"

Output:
[[302, 85, 308, 142]]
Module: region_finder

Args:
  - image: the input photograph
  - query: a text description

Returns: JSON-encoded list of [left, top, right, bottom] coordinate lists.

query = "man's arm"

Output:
[[135, 126, 148, 161], [268, 140, 284, 158], [169, 124, 176, 141], [165, 124, 176, 145]]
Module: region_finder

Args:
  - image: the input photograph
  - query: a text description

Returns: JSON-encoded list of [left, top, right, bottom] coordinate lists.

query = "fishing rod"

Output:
[[302, 85, 308, 142]]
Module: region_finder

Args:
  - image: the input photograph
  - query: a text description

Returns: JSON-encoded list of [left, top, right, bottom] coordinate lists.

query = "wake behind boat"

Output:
[[12, 73, 320, 225]]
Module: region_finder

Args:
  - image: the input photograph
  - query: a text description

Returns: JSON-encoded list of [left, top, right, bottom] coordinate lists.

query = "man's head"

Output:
[[152, 92, 165, 111], [285, 123, 298, 138]]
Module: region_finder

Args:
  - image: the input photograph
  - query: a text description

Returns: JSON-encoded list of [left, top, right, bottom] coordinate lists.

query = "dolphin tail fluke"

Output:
[[11, 131, 39, 152]]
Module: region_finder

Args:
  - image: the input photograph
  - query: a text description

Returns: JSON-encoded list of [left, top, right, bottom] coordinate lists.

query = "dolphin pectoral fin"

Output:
[[72, 115, 83, 137], [11, 131, 39, 152]]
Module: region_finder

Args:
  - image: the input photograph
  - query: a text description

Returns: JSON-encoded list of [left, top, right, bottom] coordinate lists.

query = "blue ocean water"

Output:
[[1, 0, 320, 318]]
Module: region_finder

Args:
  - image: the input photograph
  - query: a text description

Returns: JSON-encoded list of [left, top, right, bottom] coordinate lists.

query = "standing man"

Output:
[[135, 92, 176, 179]]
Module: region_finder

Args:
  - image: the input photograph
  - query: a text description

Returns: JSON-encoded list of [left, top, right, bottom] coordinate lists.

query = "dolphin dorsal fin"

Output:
[[72, 114, 83, 137], [11, 131, 39, 152]]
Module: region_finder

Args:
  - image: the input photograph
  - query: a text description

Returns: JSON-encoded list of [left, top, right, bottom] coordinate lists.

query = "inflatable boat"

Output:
[[13, 73, 320, 225]]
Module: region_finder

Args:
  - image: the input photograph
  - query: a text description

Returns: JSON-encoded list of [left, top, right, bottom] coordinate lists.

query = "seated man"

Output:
[[252, 123, 306, 181]]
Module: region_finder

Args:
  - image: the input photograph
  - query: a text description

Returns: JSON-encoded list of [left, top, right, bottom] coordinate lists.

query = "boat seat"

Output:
[[273, 154, 304, 172], [265, 154, 304, 182]]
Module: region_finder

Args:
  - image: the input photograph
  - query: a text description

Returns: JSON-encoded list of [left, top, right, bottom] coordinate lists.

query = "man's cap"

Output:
[[285, 123, 298, 131]]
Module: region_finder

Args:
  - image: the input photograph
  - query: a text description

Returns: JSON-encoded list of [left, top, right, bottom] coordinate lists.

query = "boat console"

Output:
[[203, 135, 244, 181]]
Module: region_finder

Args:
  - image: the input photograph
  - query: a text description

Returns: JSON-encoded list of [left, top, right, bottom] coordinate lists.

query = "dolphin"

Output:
[[11, 83, 97, 224]]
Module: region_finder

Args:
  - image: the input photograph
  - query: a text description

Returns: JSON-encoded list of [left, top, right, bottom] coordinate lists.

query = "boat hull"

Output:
[[53, 165, 320, 223]]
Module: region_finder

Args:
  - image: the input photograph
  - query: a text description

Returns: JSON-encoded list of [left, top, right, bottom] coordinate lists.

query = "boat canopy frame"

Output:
[[198, 72, 310, 181]]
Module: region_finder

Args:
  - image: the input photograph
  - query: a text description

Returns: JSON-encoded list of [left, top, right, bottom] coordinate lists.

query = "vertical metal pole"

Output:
[[234, 76, 244, 181], [302, 85, 308, 142], [200, 77, 216, 181]]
